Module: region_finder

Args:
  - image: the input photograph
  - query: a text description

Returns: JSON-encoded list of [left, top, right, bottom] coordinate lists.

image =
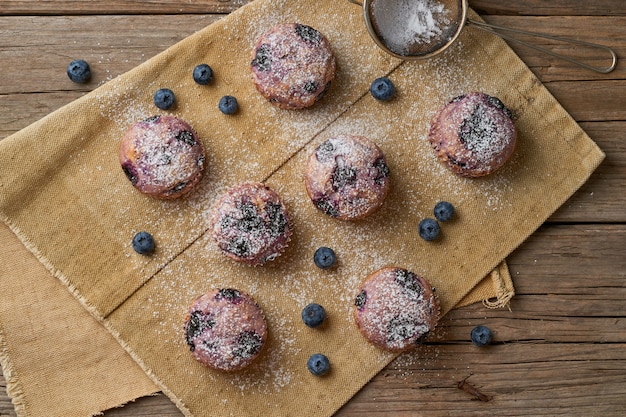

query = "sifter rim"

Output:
[[361, 0, 469, 60]]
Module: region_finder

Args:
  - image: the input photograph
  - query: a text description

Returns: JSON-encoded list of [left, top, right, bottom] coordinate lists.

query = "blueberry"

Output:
[[132, 231, 155, 255], [434, 201, 455, 222], [192, 63, 214, 85], [370, 77, 395, 101], [418, 218, 440, 241], [301, 303, 326, 328], [470, 325, 493, 347], [67, 59, 91, 83], [307, 353, 330, 376], [154, 88, 175, 110], [218, 95, 238, 115], [313, 246, 336, 269]]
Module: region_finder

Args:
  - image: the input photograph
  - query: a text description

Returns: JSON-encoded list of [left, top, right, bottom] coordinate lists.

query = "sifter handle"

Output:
[[467, 19, 617, 74]]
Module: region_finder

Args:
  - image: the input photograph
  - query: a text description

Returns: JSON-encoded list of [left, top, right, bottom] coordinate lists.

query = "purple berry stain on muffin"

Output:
[[295, 24, 322, 43], [451, 94, 466, 103], [169, 181, 188, 194], [227, 237, 252, 258], [316, 81, 332, 102], [265, 202, 288, 237], [216, 288, 243, 303], [485, 94, 513, 119], [314, 198, 340, 218], [374, 157, 390, 184], [251, 44, 272, 71], [331, 162, 357, 190], [121, 162, 139, 186], [221, 202, 262, 233], [304, 81, 318, 93], [394, 269, 422, 300], [315, 139, 335, 162], [233, 330, 263, 359], [185, 310, 216, 352], [458, 105, 498, 148], [387, 315, 420, 344], [355, 289, 367, 311], [176, 130, 197, 146], [143, 115, 161, 123]]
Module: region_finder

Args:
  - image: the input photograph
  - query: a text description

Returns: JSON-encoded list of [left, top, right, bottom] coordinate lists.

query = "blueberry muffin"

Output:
[[428, 92, 517, 178], [119, 115, 206, 199], [209, 182, 293, 266], [184, 288, 267, 371], [305, 135, 391, 220], [353, 267, 440, 352], [250, 23, 336, 109]]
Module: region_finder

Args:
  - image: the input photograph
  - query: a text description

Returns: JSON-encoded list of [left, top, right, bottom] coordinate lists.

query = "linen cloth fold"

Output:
[[0, 0, 603, 416]]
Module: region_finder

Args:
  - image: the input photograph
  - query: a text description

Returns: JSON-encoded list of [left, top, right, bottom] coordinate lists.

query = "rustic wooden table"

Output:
[[1, 1, 625, 416]]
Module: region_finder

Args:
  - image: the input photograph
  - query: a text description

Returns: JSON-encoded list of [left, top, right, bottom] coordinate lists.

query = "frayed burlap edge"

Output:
[[0, 326, 29, 417], [0, 215, 191, 417], [483, 261, 515, 310]]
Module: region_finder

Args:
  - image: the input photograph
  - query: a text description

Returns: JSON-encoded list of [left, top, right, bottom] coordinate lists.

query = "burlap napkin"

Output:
[[0, 229, 506, 417], [0, 0, 603, 416], [0, 224, 159, 417]]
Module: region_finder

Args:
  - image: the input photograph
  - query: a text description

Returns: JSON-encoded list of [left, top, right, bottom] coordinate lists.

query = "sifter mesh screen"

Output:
[[368, 0, 463, 57]]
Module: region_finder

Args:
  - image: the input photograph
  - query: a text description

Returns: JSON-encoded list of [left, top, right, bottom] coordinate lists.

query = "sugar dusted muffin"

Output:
[[353, 267, 440, 352], [305, 135, 391, 220], [428, 92, 517, 178], [119, 115, 206, 199], [184, 288, 267, 371], [210, 182, 293, 266], [250, 22, 336, 109]]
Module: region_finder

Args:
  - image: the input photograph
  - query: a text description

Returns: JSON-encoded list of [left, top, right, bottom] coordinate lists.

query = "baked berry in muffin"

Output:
[[428, 92, 517, 178], [305, 135, 391, 220], [250, 23, 336, 109], [184, 288, 267, 371], [119, 115, 206, 199], [353, 267, 440, 352], [210, 182, 293, 266]]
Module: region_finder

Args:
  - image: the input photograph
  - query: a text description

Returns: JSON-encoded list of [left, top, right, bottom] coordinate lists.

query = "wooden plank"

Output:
[[0, 373, 16, 416], [0, 15, 624, 93], [0, 0, 250, 15], [0, 15, 221, 95], [470, 0, 626, 16], [338, 344, 626, 416], [1, 223, 624, 416], [550, 122, 626, 223], [479, 16, 625, 82], [1, 0, 624, 17]]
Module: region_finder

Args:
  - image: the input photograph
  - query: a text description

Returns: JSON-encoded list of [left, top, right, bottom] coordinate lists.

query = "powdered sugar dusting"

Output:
[[428, 92, 517, 177], [371, 0, 458, 56], [354, 267, 438, 351], [305, 135, 390, 220]]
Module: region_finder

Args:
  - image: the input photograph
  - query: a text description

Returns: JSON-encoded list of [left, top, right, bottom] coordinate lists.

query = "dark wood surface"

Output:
[[1, 1, 625, 416]]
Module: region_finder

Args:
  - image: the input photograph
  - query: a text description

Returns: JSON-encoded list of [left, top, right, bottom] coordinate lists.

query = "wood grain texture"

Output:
[[0, 0, 250, 15], [1, 0, 624, 16], [1, 1, 625, 416]]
